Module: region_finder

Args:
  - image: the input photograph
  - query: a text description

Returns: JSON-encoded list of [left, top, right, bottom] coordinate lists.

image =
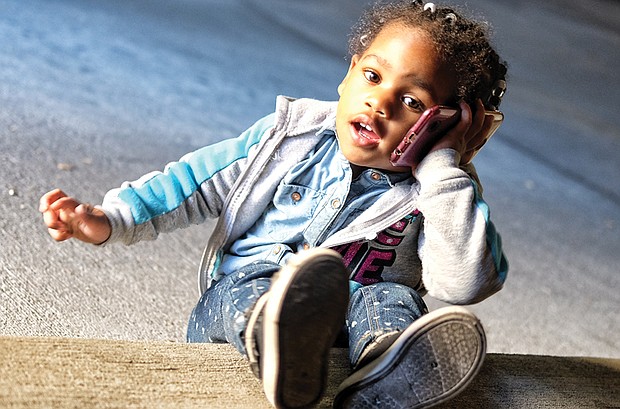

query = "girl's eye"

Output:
[[402, 96, 424, 112], [363, 70, 380, 83]]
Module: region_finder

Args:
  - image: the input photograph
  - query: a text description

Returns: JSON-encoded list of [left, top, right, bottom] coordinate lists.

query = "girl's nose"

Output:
[[365, 91, 392, 118]]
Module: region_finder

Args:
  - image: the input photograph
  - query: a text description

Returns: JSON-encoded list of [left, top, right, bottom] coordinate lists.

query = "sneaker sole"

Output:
[[334, 306, 486, 409], [262, 249, 349, 408]]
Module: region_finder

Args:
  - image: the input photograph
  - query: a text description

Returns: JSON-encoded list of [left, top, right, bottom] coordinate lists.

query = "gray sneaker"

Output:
[[333, 306, 486, 409], [245, 248, 349, 408]]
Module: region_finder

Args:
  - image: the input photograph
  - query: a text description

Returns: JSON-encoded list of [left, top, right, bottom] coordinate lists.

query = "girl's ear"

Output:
[[338, 54, 360, 96]]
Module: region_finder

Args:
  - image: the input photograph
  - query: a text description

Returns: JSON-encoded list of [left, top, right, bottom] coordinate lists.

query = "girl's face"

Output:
[[336, 23, 456, 173]]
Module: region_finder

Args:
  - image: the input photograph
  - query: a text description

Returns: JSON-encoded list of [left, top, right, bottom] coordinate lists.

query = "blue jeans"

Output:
[[187, 261, 280, 353], [346, 282, 428, 366], [187, 262, 428, 366]]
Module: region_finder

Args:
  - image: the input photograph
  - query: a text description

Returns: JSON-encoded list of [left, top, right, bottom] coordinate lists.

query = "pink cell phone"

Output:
[[390, 105, 460, 168]]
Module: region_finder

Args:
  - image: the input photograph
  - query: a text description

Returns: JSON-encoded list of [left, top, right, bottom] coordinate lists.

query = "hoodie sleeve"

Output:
[[414, 148, 508, 304], [100, 114, 275, 245]]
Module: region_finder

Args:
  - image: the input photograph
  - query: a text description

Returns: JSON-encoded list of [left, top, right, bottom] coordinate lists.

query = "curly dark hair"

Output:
[[348, 0, 507, 109]]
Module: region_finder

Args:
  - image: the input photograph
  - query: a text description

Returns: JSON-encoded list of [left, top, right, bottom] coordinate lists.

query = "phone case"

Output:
[[390, 105, 460, 168], [467, 110, 504, 161]]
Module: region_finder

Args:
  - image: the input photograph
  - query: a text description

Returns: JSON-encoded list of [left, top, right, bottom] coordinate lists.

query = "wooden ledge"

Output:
[[0, 336, 618, 408]]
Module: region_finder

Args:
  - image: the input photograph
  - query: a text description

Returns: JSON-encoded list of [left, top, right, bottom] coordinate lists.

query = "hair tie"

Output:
[[486, 79, 507, 110], [444, 12, 457, 25], [493, 80, 507, 97], [359, 34, 370, 47], [423, 2, 437, 13]]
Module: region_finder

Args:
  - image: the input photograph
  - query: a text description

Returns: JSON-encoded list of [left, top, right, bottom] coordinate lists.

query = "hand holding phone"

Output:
[[390, 105, 460, 168], [390, 104, 504, 169]]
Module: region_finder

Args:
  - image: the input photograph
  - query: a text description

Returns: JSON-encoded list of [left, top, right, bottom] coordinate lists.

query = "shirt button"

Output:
[[273, 245, 281, 255], [331, 199, 341, 209], [291, 192, 302, 202], [371, 172, 381, 181]]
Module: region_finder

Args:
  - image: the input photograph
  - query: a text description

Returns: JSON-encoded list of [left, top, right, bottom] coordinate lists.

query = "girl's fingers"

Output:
[[461, 101, 494, 165], [457, 100, 473, 132], [42, 208, 63, 230], [39, 188, 68, 212], [47, 227, 73, 242], [40, 190, 83, 241], [48, 195, 81, 213], [466, 100, 486, 140]]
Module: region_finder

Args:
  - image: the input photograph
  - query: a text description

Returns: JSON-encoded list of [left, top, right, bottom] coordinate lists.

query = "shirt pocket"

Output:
[[265, 184, 324, 241]]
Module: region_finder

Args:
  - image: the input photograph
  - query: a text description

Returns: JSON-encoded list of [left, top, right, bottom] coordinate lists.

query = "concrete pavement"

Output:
[[1, 0, 618, 363], [1, 336, 618, 408]]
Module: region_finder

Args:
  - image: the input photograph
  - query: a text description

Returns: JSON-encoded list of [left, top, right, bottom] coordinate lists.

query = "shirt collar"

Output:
[[365, 168, 412, 187]]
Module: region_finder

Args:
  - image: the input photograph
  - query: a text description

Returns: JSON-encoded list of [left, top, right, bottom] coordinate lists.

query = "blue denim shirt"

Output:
[[219, 131, 411, 275]]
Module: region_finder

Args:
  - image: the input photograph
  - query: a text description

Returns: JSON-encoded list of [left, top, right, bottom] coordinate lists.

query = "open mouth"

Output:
[[354, 121, 381, 142]]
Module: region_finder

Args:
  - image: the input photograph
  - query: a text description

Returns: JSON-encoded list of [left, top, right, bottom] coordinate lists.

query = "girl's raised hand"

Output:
[[429, 99, 490, 166], [39, 188, 111, 244]]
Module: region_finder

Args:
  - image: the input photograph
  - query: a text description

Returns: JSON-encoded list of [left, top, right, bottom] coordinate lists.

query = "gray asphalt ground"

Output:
[[1, 0, 618, 360]]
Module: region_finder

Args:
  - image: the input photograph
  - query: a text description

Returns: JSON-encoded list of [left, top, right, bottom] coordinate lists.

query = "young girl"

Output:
[[40, 1, 508, 407]]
